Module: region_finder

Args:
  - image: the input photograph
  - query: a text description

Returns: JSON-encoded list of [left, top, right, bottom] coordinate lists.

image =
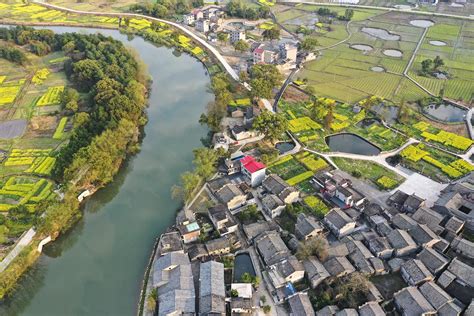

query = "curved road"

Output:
[[33, 1, 240, 81]]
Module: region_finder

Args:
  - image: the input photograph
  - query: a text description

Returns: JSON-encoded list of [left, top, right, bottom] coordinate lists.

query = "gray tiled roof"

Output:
[[358, 301, 385, 316], [255, 231, 290, 266], [416, 247, 449, 274], [216, 183, 244, 204], [303, 257, 330, 287], [451, 237, 474, 259], [387, 229, 416, 249], [437, 301, 463, 316], [409, 224, 439, 246], [295, 213, 323, 239], [274, 255, 304, 278], [419, 281, 452, 310], [288, 293, 315, 316], [392, 213, 417, 230], [323, 256, 355, 277], [199, 261, 225, 315], [401, 259, 433, 285], [446, 258, 474, 287], [325, 209, 353, 229], [394, 286, 435, 316]]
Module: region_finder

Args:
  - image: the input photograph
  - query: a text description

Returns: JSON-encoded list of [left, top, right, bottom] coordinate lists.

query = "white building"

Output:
[[196, 19, 210, 33], [230, 29, 246, 44], [183, 13, 195, 25], [240, 156, 266, 187], [280, 43, 297, 62]]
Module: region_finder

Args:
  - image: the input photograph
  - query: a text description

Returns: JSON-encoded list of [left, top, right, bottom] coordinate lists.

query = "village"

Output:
[[180, 5, 306, 76], [145, 135, 474, 315]]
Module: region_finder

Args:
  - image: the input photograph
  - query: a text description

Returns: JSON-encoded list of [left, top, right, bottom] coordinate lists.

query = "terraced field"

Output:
[[0, 46, 71, 258], [280, 6, 474, 104]]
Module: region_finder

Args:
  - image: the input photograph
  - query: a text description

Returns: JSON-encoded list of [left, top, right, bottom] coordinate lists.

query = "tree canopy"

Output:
[[249, 64, 282, 99], [252, 111, 287, 143]]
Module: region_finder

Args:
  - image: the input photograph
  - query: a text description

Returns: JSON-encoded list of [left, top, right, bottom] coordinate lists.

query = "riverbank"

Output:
[[0, 25, 215, 315]]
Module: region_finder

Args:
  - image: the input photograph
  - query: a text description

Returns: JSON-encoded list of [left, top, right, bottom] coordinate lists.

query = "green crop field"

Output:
[[281, 5, 473, 104], [0, 39, 72, 256]]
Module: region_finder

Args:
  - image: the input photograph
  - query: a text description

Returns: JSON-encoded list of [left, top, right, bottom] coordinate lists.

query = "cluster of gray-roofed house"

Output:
[[146, 148, 474, 315]]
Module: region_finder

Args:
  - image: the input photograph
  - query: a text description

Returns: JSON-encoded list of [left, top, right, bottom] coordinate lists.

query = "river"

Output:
[[0, 26, 212, 316]]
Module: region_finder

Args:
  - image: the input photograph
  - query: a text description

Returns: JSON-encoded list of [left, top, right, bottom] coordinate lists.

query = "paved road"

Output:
[[0, 228, 36, 273], [34, 1, 240, 81]]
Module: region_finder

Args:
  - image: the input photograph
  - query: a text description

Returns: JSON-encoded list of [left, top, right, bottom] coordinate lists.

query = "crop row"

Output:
[[53, 117, 67, 139], [37, 86, 64, 106]]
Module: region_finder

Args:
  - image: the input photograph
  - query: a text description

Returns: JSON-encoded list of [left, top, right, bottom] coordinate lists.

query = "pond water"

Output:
[[429, 40, 447, 46], [383, 49, 403, 57], [285, 15, 319, 27], [1, 26, 212, 316], [275, 141, 295, 154], [326, 133, 381, 155], [423, 103, 467, 123], [410, 19, 434, 28], [361, 27, 400, 41], [372, 104, 399, 123], [371, 66, 385, 72], [350, 44, 373, 52], [233, 253, 256, 282]]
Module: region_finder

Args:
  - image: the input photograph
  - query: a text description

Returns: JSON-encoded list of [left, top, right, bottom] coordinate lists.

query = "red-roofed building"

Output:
[[253, 47, 265, 64], [241, 156, 266, 187]]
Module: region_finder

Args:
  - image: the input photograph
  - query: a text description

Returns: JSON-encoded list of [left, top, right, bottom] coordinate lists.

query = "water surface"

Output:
[[326, 133, 381, 155], [1, 25, 212, 316], [361, 27, 400, 41], [424, 103, 466, 123]]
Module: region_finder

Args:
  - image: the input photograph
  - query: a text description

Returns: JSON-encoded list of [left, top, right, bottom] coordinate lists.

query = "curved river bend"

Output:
[[1, 26, 212, 316]]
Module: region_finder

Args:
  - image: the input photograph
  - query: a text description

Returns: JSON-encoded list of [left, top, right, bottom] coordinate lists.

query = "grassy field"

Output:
[[332, 157, 405, 190], [278, 6, 474, 104]]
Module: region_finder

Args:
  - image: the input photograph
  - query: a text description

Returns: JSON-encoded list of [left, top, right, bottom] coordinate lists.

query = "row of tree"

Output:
[[225, 0, 270, 20], [129, 0, 203, 19], [0, 44, 28, 65], [317, 7, 354, 21]]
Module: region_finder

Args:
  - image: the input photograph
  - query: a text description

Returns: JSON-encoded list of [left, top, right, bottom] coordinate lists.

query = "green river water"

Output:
[[0, 26, 212, 316]]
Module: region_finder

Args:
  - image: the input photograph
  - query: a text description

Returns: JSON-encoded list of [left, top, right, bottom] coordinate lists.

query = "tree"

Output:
[[239, 70, 249, 82], [171, 171, 201, 201], [300, 37, 319, 52], [249, 64, 283, 99], [359, 95, 382, 110], [296, 235, 329, 260], [72, 59, 104, 90], [310, 97, 335, 121], [62, 87, 79, 112], [342, 8, 354, 21], [217, 32, 229, 43], [262, 27, 280, 41], [192, 147, 219, 180], [252, 111, 288, 143], [231, 289, 239, 297], [421, 59, 433, 74], [324, 102, 334, 130], [433, 55, 444, 70], [146, 288, 157, 312], [263, 305, 271, 314], [241, 272, 253, 283], [233, 39, 249, 52]]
